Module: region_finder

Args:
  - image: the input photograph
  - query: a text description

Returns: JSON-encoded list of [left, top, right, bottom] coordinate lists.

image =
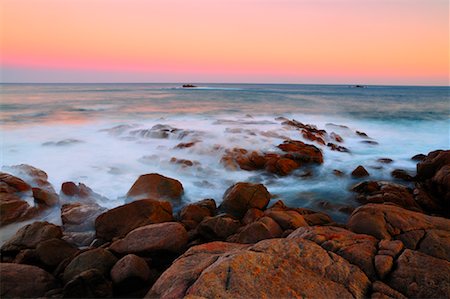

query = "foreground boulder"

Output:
[[0, 172, 32, 225], [1, 221, 62, 254], [0, 263, 57, 298], [126, 173, 183, 202], [348, 203, 450, 261], [35, 238, 79, 269], [110, 222, 188, 255], [95, 199, 173, 241], [220, 182, 271, 218], [110, 254, 150, 285], [63, 269, 112, 298], [146, 238, 370, 298], [179, 199, 216, 230]]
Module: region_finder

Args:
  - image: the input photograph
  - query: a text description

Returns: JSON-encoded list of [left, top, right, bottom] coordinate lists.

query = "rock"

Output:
[[174, 141, 199, 149], [289, 226, 378, 280], [348, 204, 450, 261], [110, 254, 150, 286], [1, 221, 62, 253], [327, 142, 350, 153], [330, 132, 344, 143], [110, 222, 188, 255], [63, 269, 112, 298], [62, 231, 96, 248], [374, 255, 393, 279], [391, 169, 414, 181], [63, 248, 118, 283], [351, 181, 422, 211], [264, 156, 300, 176], [416, 150, 450, 180], [0, 172, 31, 191], [36, 238, 79, 269], [264, 209, 308, 230], [278, 140, 324, 164], [0, 194, 31, 226], [179, 199, 216, 229], [372, 281, 407, 299], [377, 158, 393, 164], [411, 153, 426, 161], [220, 182, 270, 218], [378, 240, 404, 257], [356, 131, 369, 138], [242, 208, 264, 225], [352, 165, 370, 177], [32, 187, 59, 206], [147, 237, 370, 298], [95, 199, 173, 241], [388, 249, 450, 298], [197, 214, 241, 241], [126, 173, 184, 201], [0, 263, 57, 298], [227, 216, 282, 243], [333, 169, 344, 176], [146, 242, 248, 298], [301, 129, 325, 145], [60, 182, 108, 204], [62, 202, 106, 231]]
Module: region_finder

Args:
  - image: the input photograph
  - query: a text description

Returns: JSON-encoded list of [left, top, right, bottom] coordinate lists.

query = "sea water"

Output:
[[1, 83, 449, 236]]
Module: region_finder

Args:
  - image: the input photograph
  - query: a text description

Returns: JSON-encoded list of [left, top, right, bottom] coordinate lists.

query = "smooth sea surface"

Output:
[[1, 83, 449, 238]]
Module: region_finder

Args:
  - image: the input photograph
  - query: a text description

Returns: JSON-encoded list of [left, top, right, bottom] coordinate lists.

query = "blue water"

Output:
[[1, 83, 449, 227]]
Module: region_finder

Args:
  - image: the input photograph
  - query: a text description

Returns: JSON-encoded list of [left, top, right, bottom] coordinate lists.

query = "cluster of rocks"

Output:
[[0, 150, 449, 298]]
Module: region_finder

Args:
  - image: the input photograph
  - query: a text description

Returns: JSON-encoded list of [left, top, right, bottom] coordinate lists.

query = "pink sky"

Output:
[[1, 0, 448, 85]]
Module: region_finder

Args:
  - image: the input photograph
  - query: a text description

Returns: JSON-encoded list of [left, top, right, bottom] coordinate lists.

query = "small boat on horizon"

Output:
[[182, 84, 197, 88]]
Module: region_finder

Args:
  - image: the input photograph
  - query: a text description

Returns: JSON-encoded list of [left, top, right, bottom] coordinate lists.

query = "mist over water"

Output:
[[1, 83, 449, 228]]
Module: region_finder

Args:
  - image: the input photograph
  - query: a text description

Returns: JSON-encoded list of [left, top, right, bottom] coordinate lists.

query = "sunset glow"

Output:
[[1, 0, 448, 85]]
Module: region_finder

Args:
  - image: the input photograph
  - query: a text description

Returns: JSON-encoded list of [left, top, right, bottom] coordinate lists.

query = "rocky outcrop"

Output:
[[278, 140, 324, 164], [197, 214, 241, 241], [95, 199, 173, 241], [146, 238, 370, 298], [220, 182, 270, 218], [0, 263, 57, 298], [352, 165, 370, 177], [126, 173, 184, 202], [110, 254, 150, 285], [60, 181, 108, 204], [179, 199, 216, 230]]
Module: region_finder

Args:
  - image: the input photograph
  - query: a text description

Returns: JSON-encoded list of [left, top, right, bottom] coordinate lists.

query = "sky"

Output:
[[0, 0, 448, 85]]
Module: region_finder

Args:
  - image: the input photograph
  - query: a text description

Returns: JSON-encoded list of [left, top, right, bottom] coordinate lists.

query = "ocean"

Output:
[[1, 83, 449, 234]]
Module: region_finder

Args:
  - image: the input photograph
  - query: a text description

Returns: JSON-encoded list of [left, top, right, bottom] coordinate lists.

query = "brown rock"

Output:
[[110, 222, 188, 254], [372, 281, 407, 299], [0, 172, 31, 191], [62, 202, 107, 231], [301, 129, 326, 145], [1, 221, 62, 253], [179, 199, 216, 229], [126, 173, 183, 201], [63, 248, 118, 283], [388, 249, 450, 298], [220, 182, 270, 218], [377, 158, 393, 164], [330, 132, 344, 143], [278, 140, 324, 164], [0, 263, 57, 298], [110, 254, 150, 284], [63, 269, 112, 298], [378, 240, 404, 257], [264, 209, 308, 230], [197, 214, 241, 241], [227, 216, 282, 243], [149, 237, 370, 298], [36, 238, 78, 268], [32, 187, 59, 206], [289, 225, 378, 280], [374, 255, 394, 279], [411, 153, 426, 161], [0, 195, 31, 226], [95, 199, 173, 241], [352, 165, 370, 177], [242, 208, 264, 225], [391, 169, 414, 181]]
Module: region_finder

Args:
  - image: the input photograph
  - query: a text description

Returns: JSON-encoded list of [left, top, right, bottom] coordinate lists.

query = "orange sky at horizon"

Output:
[[1, 0, 449, 85]]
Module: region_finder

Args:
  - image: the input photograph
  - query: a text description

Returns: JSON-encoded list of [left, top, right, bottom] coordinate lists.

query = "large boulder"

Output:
[[110, 254, 150, 286], [146, 238, 370, 298], [0, 172, 32, 225], [179, 199, 216, 230], [62, 202, 107, 231], [63, 248, 118, 283], [63, 269, 112, 298], [95, 199, 173, 241], [277, 140, 324, 164], [60, 182, 109, 205], [126, 173, 183, 202], [289, 226, 378, 280], [197, 214, 241, 241], [227, 216, 283, 244], [220, 182, 271, 218], [1, 221, 62, 253], [388, 249, 450, 298], [348, 203, 450, 261], [35, 238, 79, 269], [110, 222, 188, 255], [0, 263, 57, 298]]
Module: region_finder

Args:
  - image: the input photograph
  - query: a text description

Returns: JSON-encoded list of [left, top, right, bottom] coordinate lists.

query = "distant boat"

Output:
[[351, 85, 366, 88], [182, 84, 197, 88]]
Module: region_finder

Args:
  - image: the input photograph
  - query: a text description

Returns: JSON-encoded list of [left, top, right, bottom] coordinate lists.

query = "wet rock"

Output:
[[61, 182, 108, 204], [356, 131, 369, 138], [327, 142, 350, 153], [126, 173, 183, 202], [377, 158, 393, 164], [110, 222, 188, 255], [95, 199, 173, 241], [197, 214, 241, 240], [278, 140, 324, 164], [220, 182, 270, 218], [264, 156, 300, 176], [391, 169, 414, 181], [227, 216, 282, 243], [361, 140, 379, 145], [63, 231, 96, 248], [147, 237, 370, 298], [36, 238, 79, 269], [374, 254, 393, 279], [179, 199, 216, 229], [1, 221, 62, 253], [0, 172, 31, 192], [62, 202, 107, 232], [264, 209, 308, 230], [388, 249, 450, 298], [352, 165, 370, 177], [371, 281, 407, 299], [0, 263, 57, 298], [170, 157, 199, 167], [63, 248, 117, 283], [411, 153, 426, 161], [301, 129, 326, 145], [330, 132, 344, 143], [242, 208, 264, 225], [32, 187, 59, 206], [289, 225, 378, 280], [0, 193, 31, 226], [333, 169, 344, 176], [110, 254, 150, 285], [351, 181, 422, 211], [63, 269, 112, 298]]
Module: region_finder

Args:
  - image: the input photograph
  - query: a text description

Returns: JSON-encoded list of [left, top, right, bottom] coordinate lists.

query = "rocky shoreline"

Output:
[[0, 147, 449, 298]]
